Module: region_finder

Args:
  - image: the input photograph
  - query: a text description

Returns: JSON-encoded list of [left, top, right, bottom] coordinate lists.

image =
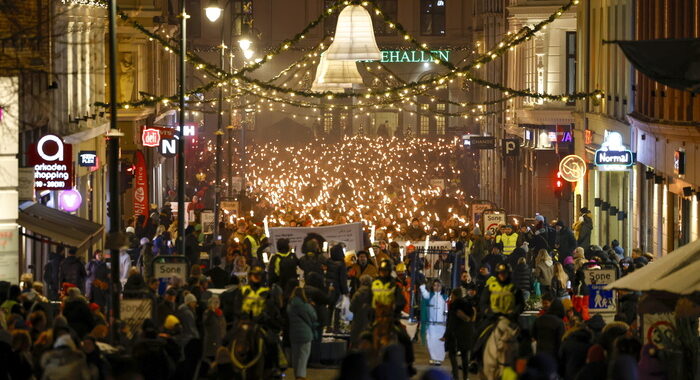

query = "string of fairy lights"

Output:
[[96, 0, 599, 116]]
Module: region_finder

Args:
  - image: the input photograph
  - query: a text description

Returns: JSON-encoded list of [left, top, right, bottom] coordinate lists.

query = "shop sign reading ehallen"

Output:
[[29, 134, 73, 190]]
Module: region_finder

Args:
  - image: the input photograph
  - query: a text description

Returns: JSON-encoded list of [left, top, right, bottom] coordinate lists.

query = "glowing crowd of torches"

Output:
[[220, 135, 474, 239]]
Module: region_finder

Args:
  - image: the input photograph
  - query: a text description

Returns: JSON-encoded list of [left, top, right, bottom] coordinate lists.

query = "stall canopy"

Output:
[[18, 202, 104, 249], [606, 239, 700, 295], [608, 38, 700, 93]]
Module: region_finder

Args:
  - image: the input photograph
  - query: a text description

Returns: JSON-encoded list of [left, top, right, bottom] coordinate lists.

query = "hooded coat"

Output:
[[531, 298, 565, 357], [534, 257, 554, 291], [559, 326, 593, 379]]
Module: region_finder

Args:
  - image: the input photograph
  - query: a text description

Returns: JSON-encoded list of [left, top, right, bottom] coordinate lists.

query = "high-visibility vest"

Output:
[[371, 279, 395, 308], [497, 233, 519, 255], [240, 285, 269, 317], [245, 235, 259, 256], [272, 251, 292, 276], [486, 276, 516, 314]]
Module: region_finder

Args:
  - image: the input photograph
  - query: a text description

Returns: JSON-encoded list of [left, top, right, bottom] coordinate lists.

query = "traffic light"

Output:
[[554, 171, 563, 198], [120, 159, 135, 192]]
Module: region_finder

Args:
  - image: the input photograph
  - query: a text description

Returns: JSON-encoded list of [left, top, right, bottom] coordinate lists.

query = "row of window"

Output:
[[186, 0, 447, 38], [324, 0, 447, 37]]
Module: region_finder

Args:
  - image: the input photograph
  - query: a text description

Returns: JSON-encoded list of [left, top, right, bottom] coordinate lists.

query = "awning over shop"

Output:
[[18, 203, 103, 249], [608, 38, 700, 93], [606, 239, 700, 295]]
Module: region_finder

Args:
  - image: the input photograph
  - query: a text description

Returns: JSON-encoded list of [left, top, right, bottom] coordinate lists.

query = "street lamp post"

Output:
[[177, 0, 187, 256], [205, 0, 226, 239], [106, 0, 122, 333]]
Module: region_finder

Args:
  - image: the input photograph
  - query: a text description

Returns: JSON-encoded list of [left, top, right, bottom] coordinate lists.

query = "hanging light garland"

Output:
[[97, 0, 596, 110]]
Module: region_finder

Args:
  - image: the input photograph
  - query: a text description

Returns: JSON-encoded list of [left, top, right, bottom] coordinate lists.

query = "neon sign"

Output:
[[594, 131, 634, 171], [362, 50, 451, 63]]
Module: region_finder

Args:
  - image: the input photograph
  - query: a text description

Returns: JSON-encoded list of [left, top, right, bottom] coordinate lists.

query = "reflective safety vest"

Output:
[[486, 276, 516, 314], [497, 233, 519, 255], [245, 235, 260, 256], [240, 285, 269, 318], [272, 251, 292, 276], [371, 279, 396, 308]]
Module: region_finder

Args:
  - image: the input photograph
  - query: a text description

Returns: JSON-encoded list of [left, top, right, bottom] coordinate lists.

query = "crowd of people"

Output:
[[0, 204, 662, 380], [0, 138, 664, 380]]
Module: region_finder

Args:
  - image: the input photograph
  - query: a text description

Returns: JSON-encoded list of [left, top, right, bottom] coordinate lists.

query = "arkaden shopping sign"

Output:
[[28, 134, 73, 190]]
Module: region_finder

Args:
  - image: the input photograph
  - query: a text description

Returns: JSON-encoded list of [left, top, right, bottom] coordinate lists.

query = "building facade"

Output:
[[627, 0, 700, 255], [573, 0, 635, 250]]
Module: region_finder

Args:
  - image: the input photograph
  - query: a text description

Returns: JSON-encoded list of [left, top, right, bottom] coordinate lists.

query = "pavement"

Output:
[[285, 343, 457, 379]]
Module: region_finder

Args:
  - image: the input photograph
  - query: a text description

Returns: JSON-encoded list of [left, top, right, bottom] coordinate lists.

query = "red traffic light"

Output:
[[555, 171, 563, 189]]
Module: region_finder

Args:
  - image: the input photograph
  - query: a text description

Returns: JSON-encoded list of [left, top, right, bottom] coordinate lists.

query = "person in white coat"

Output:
[[420, 279, 449, 365], [119, 248, 132, 288]]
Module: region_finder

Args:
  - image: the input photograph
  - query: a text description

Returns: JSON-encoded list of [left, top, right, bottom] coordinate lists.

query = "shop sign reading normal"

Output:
[[29, 134, 73, 190], [594, 131, 634, 171]]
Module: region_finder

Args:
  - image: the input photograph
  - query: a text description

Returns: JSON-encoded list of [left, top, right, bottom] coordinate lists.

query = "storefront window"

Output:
[[421, 0, 446, 36]]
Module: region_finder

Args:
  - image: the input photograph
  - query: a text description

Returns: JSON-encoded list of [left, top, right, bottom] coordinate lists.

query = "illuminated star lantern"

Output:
[[311, 52, 364, 93], [325, 5, 381, 61]]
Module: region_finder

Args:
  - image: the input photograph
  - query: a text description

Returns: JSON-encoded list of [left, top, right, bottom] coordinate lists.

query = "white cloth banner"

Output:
[[268, 222, 364, 256], [395, 240, 453, 251]]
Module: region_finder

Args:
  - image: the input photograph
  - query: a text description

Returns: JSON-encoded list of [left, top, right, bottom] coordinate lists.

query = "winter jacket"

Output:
[[551, 276, 569, 299], [531, 299, 565, 356], [559, 327, 592, 380], [176, 304, 199, 347], [555, 228, 578, 259], [287, 296, 317, 344], [534, 259, 554, 288], [443, 296, 476, 352], [349, 285, 373, 347], [44, 252, 64, 300], [267, 250, 299, 289], [512, 262, 532, 293], [299, 252, 325, 279], [577, 215, 593, 249], [62, 297, 95, 339], [203, 308, 225, 357], [329, 247, 349, 296], [618, 292, 639, 325], [58, 256, 87, 293], [304, 272, 331, 328], [119, 250, 131, 287]]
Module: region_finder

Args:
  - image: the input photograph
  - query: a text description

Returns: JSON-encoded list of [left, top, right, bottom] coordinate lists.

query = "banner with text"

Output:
[[269, 223, 364, 256], [133, 151, 149, 222]]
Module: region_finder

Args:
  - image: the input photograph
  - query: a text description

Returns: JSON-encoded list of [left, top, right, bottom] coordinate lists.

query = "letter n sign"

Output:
[[160, 138, 177, 158]]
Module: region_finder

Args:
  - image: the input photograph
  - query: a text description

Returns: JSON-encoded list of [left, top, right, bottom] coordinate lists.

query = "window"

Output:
[[325, 0, 398, 36], [566, 31, 576, 97], [420, 115, 430, 135], [436, 115, 445, 135], [324, 114, 333, 133], [437, 103, 445, 111], [421, 0, 446, 36], [232, 0, 254, 36]]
